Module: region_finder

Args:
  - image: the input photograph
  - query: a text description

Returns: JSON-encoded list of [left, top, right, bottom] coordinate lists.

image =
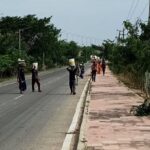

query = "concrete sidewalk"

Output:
[[78, 68, 150, 150]]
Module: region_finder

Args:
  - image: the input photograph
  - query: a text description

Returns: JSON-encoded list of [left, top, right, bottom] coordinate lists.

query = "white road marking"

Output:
[[14, 95, 23, 100], [61, 78, 90, 150], [0, 82, 16, 88]]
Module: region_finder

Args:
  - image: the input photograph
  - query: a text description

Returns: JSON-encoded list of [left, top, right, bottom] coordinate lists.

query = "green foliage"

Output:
[[80, 46, 96, 63], [102, 40, 114, 59], [104, 20, 150, 116], [105, 20, 150, 90], [130, 99, 150, 116], [0, 55, 14, 77], [0, 15, 97, 78], [140, 22, 150, 41]]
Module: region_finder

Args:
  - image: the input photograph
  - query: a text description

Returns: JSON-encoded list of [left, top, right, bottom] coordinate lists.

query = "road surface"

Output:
[[0, 67, 89, 150]]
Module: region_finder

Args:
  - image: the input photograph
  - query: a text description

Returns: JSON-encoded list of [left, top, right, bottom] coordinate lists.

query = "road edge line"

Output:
[[61, 78, 90, 150]]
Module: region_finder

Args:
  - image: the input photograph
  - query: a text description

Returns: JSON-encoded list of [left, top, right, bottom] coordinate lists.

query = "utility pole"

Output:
[[122, 28, 125, 40], [117, 28, 126, 40], [117, 30, 121, 42], [149, 0, 150, 22], [117, 28, 127, 46], [42, 52, 46, 70], [19, 29, 21, 56], [18, 27, 30, 56]]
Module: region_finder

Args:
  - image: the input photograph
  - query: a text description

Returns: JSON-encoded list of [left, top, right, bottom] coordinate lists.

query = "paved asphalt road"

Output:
[[0, 67, 89, 150]]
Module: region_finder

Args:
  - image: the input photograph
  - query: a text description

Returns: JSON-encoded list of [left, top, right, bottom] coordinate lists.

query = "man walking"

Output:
[[32, 64, 41, 92], [67, 65, 77, 95]]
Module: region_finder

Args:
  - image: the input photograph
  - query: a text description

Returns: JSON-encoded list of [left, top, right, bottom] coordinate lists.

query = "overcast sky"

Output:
[[0, 0, 149, 45]]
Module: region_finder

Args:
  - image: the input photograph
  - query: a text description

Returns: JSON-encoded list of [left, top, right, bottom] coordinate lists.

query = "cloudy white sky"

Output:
[[0, 0, 149, 45]]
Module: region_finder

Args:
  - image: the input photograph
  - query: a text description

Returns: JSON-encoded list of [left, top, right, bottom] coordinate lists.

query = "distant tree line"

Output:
[[0, 15, 96, 78], [103, 20, 150, 90]]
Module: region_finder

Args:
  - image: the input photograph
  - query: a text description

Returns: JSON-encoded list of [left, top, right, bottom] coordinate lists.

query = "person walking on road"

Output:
[[17, 63, 27, 94], [102, 58, 106, 76], [75, 62, 80, 85], [32, 65, 41, 92], [79, 63, 85, 79], [67, 66, 77, 95], [91, 61, 97, 82]]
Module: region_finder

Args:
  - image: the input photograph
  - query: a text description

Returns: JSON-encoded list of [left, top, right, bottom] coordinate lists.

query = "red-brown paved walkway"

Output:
[[85, 68, 150, 150]]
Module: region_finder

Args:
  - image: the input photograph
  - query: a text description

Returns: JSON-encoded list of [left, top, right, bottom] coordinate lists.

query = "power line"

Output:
[[60, 30, 102, 46], [138, 2, 149, 18], [129, 0, 140, 20], [127, 0, 136, 20], [148, 0, 150, 23]]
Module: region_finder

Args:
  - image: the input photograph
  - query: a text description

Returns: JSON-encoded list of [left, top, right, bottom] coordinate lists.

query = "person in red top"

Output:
[[97, 60, 101, 74]]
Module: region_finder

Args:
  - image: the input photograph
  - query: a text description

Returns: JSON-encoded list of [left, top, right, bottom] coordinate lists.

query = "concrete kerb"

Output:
[[77, 86, 91, 150], [61, 78, 91, 150]]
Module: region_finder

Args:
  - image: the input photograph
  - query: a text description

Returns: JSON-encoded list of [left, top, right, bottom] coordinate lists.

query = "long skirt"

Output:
[[19, 80, 27, 91]]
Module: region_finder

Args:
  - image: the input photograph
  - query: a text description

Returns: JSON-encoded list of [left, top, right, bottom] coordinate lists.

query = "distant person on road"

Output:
[[102, 58, 106, 76], [17, 63, 27, 94], [79, 63, 85, 79], [75, 62, 80, 85], [32, 65, 41, 92], [97, 60, 101, 74], [91, 61, 97, 82], [67, 65, 77, 95]]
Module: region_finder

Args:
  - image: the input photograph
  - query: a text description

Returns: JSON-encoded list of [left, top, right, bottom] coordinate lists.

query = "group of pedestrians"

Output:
[[17, 59, 41, 94], [91, 58, 106, 82], [17, 58, 85, 95], [66, 57, 106, 94], [67, 59, 85, 95], [17, 56, 105, 95]]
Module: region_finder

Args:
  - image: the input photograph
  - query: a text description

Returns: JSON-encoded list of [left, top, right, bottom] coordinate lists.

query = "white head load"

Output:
[[32, 62, 38, 70], [18, 58, 26, 67], [69, 58, 75, 66]]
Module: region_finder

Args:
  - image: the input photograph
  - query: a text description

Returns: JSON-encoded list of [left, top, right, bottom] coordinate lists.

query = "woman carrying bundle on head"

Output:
[[17, 58, 27, 94], [67, 58, 77, 95]]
